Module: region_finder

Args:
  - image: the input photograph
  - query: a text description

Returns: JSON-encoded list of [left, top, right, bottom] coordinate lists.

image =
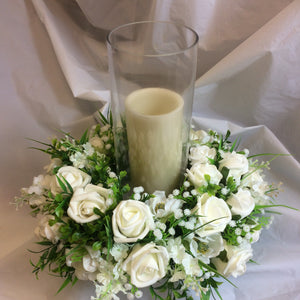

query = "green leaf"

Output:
[[220, 167, 229, 182], [173, 290, 183, 298], [56, 175, 67, 193], [255, 204, 298, 211], [245, 218, 257, 225], [213, 285, 224, 300], [149, 286, 155, 298], [72, 276, 78, 286], [48, 245, 58, 260], [249, 259, 260, 265], [56, 275, 73, 294], [204, 174, 211, 183], [35, 241, 53, 246], [119, 171, 127, 179], [218, 249, 228, 263], [26, 138, 53, 148], [54, 193, 63, 203], [48, 219, 58, 226], [225, 130, 231, 141], [92, 241, 102, 251], [208, 157, 216, 165], [198, 260, 237, 288], [55, 206, 64, 218], [93, 207, 104, 216], [227, 176, 237, 193], [105, 225, 113, 259], [98, 110, 109, 125], [71, 232, 81, 242], [61, 176, 73, 194], [218, 134, 223, 150], [109, 110, 113, 127], [201, 289, 211, 300], [247, 153, 290, 159], [79, 129, 88, 144], [252, 224, 262, 231], [230, 136, 241, 152]]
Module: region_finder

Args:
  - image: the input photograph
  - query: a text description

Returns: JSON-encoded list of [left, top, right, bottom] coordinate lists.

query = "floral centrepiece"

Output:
[[15, 113, 286, 300]]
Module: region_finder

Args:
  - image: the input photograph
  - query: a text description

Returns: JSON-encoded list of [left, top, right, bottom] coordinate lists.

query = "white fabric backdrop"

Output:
[[0, 0, 299, 299]]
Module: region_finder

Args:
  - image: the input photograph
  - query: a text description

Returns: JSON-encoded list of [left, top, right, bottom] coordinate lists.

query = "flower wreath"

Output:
[[15, 112, 290, 300]]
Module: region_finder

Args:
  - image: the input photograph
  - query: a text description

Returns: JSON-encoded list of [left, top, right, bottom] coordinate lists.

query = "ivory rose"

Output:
[[66, 246, 100, 281], [227, 188, 255, 219], [67, 184, 109, 223], [242, 169, 270, 205], [219, 151, 249, 184], [85, 184, 111, 204], [34, 215, 62, 243], [194, 193, 231, 237], [212, 242, 253, 278], [190, 130, 212, 143], [122, 242, 169, 288], [44, 158, 62, 173], [189, 145, 216, 165], [146, 192, 184, 218], [112, 200, 155, 243], [187, 163, 222, 187], [51, 166, 91, 194]]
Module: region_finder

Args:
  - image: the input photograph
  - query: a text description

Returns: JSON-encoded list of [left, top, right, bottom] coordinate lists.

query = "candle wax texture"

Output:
[[125, 87, 183, 194]]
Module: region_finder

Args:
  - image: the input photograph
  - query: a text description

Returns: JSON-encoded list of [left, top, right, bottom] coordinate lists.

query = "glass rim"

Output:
[[106, 20, 199, 57]]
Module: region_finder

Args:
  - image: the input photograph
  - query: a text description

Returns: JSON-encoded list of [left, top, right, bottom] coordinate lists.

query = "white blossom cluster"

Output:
[[17, 127, 280, 300]]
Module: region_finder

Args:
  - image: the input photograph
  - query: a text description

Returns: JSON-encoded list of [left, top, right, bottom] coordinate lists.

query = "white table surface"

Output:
[[0, 1, 299, 299]]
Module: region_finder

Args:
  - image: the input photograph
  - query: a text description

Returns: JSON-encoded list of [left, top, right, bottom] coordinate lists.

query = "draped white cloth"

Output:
[[0, 0, 299, 299]]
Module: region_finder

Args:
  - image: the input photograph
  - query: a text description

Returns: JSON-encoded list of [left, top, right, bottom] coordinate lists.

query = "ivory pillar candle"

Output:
[[125, 87, 184, 194]]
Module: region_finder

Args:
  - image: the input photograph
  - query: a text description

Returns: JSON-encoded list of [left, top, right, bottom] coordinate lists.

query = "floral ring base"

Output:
[[15, 112, 287, 300]]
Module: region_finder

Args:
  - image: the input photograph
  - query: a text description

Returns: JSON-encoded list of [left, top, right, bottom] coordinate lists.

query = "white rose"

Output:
[[146, 192, 183, 218], [122, 242, 169, 288], [219, 151, 249, 185], [51, 166, 91, 194], [242, 169, 269, 204], [194, 193, 231, 237], [44, 158, 62, 173], [66, 246, 99, 281], [67, 186, 107, 223], [251, 229, 261, 243], [187, 163, 222, 187], [190, 130, 212, 143], [189, 145, 216, 165], [85, 184, 111, 203], [112, 200, 155, 243], [34, 215, 62, 243], [242, 169, 264, 188], [212, 242, 253, 278], [227, 189, 255, 219]]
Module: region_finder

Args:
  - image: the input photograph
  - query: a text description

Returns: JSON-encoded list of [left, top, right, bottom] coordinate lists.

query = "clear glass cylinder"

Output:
[[107, 21, 198, 194]]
